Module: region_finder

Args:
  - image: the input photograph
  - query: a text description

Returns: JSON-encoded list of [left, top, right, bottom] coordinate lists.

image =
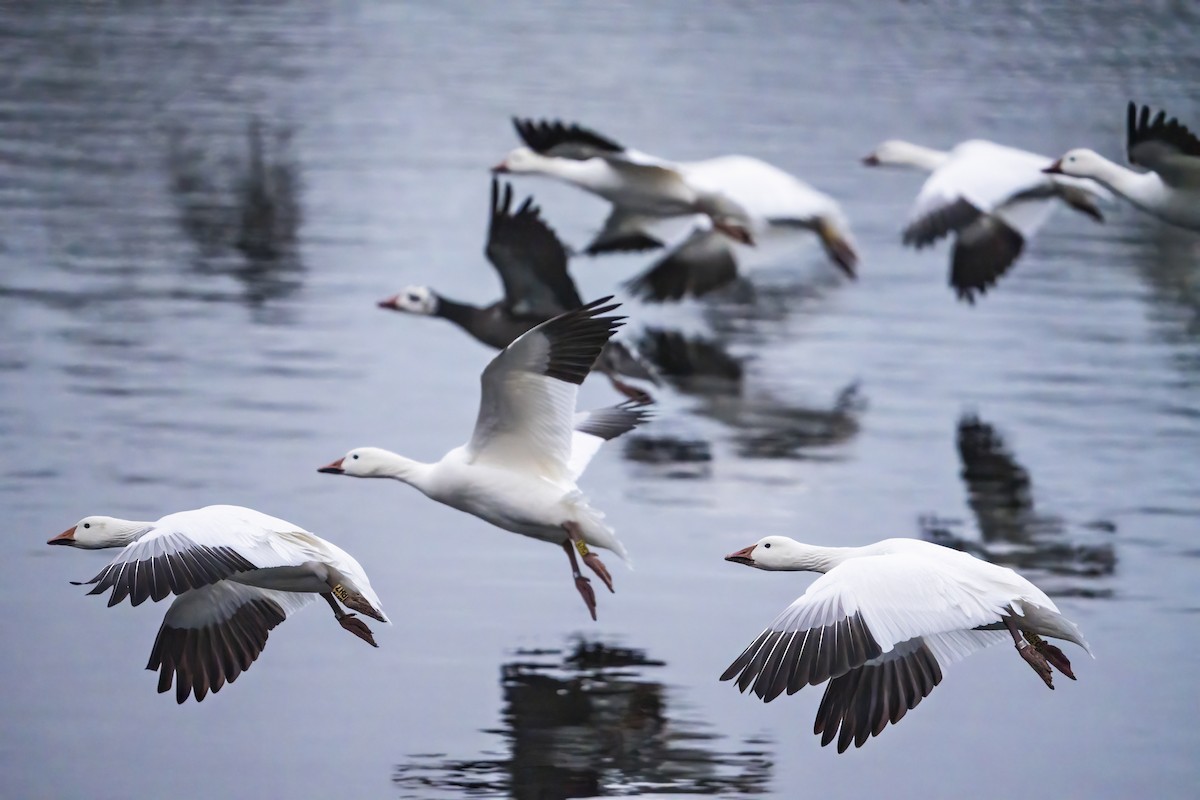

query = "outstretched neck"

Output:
[[1080, 158, 1164, 206], [434, 296, 485, 333], [105, 519, 156, 548], [882, 141, 950, 172], [783, 544, 861, 573], [524, 153, 612, 191], [370, 450, 437, 493]]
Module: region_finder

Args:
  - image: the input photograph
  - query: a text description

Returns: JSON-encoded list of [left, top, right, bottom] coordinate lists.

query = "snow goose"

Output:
[[47, 505, 387, 703], [721, 535, 1090, 752], [864, 139, 1109, 302], [379, 180, 657, 401], [319, 298, 649, 620], [1045, 102, 1200, 231], [496, 118, 858, 302]]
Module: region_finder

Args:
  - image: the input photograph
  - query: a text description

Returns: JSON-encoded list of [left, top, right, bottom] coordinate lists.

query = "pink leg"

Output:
[[562, 540, 597, 621], [563, 521, 614, 593]]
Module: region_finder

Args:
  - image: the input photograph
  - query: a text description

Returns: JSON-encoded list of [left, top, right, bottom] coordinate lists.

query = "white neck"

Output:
[[520, 153, 610, 189], [1073, 155, 1165, 206], [368, 450, 437, 493], [103, 519, 155, 548], [877, 141, 950, 172], [777, 543, 863, 573]]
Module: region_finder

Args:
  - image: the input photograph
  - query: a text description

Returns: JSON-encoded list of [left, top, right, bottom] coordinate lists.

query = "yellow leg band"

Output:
[[575, 539, 590, 557], [332, 583, 349, 602]]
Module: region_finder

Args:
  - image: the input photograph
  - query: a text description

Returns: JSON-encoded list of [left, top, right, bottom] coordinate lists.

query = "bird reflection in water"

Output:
[[165, 117, 304, 306], [628, 328, 864, 463], [394, 639, 772, 799], [920, 413, 1116, 598]]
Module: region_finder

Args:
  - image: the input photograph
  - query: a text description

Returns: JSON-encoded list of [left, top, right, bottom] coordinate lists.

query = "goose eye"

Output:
[[763, 542, 771, 549], [352, 454, 359, 460], [83, 523, 91, 529]]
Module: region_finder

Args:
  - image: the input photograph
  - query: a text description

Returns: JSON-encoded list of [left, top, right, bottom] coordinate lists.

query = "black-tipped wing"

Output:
[[467, 297, 625, 477], [721, 611, 883, 702], [624, 228, 739, 303], [486, 179, 582, 317], [813, 640, 943, 753], [948, 214, 1025, 304], [146, 583, 313, 704], [721, 554, 1010, 747], [568, 400, 653, 480], [513, 117, 626, 160], [583, 208, 665, 256], [1127, 102, 1200, 188], [74, 532, 261, 608], [574, 400, 653, 441], [903, 197, 983, 249]]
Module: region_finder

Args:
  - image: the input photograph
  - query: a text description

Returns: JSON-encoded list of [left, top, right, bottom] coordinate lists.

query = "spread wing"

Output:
[[466, 298, 624, 480], [72, 506, 301, 607], [146, 582, 314, 703], [903, 143, 1053, 248], [721, 554, 1011, 750], [513, 117, 627, 160], [486, 179, 581, 317], [1126, 101, 1200, 189], [568, 401, 653, 481]]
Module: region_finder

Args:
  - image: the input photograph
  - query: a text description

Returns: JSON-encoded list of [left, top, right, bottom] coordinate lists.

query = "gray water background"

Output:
[[1, 1, 1198, 798]]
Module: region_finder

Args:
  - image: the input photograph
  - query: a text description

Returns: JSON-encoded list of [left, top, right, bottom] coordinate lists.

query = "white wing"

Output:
[[722, 553, 1012, 696], [681, 155, 839, 221], [466, 298, 624, 480], [147, 581, 314, 704], [74, 505, 309, 607], [567, 401, 652, 481], [722, 553, 1014, 750], [905, 141, 1053, 247]]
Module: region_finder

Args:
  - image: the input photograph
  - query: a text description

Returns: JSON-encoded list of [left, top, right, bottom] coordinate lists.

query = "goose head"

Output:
[[492, 147, 546, 175], [1043, 148, 1108, 178], [378, 285, 439, 316], [725, 536, 805, 570], [318, 447, 400, 479], [48, 516, 147, 549]]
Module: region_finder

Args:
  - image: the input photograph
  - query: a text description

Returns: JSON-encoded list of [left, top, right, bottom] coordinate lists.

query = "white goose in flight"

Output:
[[494, 118, 858, 302], [864, 138, 1109, 302], [722, 535, 1090, 752], [319, 298, 649, 620], [1045, 102, 1200, 231], [47, 505, 387, 703]]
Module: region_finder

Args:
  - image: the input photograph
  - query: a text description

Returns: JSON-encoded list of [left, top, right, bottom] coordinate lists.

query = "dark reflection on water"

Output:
[[920, 413, 1117, 598], [394, 640, 773, 799], [166, 117, 304, 305], [638, 328, 864, 461]]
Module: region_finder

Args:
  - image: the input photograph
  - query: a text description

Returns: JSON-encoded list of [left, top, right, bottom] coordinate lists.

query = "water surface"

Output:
[[2, 2, 1198, 798]]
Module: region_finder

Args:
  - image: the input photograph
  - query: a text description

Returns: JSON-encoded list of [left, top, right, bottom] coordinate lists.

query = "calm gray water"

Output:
[[2, 2, 1198, 798]]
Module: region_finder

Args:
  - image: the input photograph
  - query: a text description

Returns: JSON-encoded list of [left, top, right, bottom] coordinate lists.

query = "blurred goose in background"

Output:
[[47, 505, 386, 704], [320, 299, 649, 620], [379, 180, 657, 401], [495, 118, 858, 302], [864, 139, 1109, 302], [722, 535, 1090, 752], [1045, 102, 1200, 231]]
